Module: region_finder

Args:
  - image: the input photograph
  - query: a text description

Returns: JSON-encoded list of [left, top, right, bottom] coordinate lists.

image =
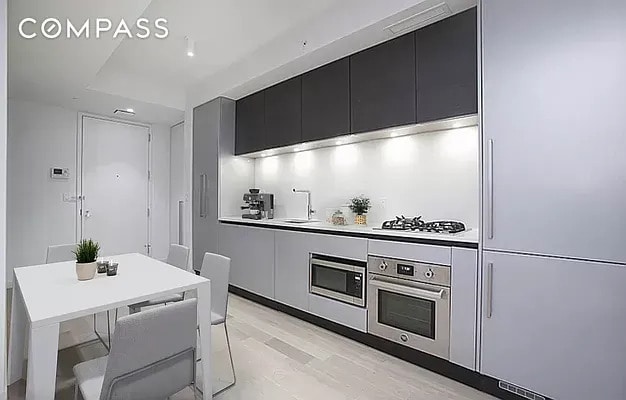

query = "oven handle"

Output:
[[369, 275, 444, 300]]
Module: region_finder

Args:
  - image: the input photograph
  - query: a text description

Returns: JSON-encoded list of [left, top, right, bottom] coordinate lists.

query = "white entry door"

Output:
[[80, 116, 150, 256]]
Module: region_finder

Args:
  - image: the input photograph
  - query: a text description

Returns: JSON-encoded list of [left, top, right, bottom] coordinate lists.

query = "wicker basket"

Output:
[[354, 214, 367, 225]]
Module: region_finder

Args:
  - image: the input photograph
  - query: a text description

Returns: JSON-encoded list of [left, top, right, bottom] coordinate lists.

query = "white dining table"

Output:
[[8, 253, 213, 400]]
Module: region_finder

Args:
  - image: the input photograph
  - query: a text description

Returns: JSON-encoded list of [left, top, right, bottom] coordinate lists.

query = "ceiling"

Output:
[[8, 0, 476, 126]]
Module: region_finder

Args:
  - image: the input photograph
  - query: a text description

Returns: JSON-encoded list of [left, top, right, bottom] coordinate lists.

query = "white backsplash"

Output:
[[252, 126, 479, 228]]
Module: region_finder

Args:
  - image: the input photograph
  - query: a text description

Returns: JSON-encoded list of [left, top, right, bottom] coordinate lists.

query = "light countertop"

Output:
[[219, 216, 479, 247]]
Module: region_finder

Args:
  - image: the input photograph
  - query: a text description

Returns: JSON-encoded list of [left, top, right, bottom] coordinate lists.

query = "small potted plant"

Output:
[[73, 239, 100, 281], [349, 196, 371, 225]]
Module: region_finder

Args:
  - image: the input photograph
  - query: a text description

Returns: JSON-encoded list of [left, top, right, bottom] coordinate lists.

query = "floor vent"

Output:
[[499, 381, 546, 400]]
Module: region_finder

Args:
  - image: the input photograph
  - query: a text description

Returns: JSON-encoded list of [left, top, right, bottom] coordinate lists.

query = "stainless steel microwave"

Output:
[[309, 253, 366, 307]]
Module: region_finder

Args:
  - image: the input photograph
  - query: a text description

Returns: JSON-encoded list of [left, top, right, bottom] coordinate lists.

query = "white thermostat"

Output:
[[50, 167, 70, 180]]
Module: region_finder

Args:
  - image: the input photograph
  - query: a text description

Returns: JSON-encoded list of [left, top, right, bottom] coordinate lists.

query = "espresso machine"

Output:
[[241, 189, 275, 220]]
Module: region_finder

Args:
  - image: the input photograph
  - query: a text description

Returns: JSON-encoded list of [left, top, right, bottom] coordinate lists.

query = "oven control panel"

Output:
[[367, 255, 450, 287]]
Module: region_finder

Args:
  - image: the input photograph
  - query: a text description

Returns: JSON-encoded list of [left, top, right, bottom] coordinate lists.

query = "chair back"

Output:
[[200, 252, 231, 320], [166, 244, 190, 271], [100, 298, 197, 400], [46, 243, 77, 263]]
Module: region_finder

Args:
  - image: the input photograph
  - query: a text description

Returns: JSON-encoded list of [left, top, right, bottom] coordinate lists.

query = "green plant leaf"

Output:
[[74, 239, 100, 263]]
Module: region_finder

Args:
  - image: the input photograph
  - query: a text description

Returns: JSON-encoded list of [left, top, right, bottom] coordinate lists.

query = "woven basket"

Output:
[[355, 214, 367, 225]]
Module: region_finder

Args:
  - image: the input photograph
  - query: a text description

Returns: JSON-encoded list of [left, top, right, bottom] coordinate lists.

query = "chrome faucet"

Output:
[[292, 188, 315, 220]]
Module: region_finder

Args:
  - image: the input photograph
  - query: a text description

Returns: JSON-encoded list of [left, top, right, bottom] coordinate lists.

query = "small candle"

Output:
[[107, 262, 118, 276]]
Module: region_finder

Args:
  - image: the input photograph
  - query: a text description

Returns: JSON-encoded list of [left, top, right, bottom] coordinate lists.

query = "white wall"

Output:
[[253, 127, 479, 228], [1, 0, 8, 394], [7, 100, 77, 284], [6, 99, 171, 283]]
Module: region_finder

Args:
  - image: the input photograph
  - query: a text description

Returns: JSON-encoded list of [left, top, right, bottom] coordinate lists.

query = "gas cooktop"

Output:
[[377, 216, 466, 234]]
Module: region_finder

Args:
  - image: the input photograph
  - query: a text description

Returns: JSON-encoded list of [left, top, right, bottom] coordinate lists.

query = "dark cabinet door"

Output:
[[416, 7, 477, 122], [265, 76, 302, 148], [235, 91, 265, 155], [302, 59, 350, 141], [350, 33, 416, 133]]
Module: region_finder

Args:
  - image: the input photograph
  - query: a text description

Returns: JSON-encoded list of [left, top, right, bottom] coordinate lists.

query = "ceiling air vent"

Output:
[[113, 108, 136, 117], [385, 3, 452, 35], [499, 381, 546, 400]]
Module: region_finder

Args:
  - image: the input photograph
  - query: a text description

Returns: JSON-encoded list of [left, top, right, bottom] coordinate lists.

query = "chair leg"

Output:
[[212, 322, 236, 396], [93, 313, 110, 352], [195, 322, 236, 397]]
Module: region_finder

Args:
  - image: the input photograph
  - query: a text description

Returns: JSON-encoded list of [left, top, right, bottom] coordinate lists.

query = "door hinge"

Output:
[[147, 208, 151, 217], [148, 134, 152, 142], [148, 170, 151, 180]]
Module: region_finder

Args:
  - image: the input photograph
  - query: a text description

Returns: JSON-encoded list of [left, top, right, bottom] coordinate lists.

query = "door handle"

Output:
[[199, 174, 208, 218], [485, 262, 494, 318], [487, 139, 494, 239], [178, 200, 184, 245], [84, 210, 91, 219], [369, 276, 444, 300]]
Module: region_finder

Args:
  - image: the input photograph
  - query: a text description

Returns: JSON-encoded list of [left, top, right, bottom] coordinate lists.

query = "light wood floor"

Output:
[[8, 294, 497, 400]]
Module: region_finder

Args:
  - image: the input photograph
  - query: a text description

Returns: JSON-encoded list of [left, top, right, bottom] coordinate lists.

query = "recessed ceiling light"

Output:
[[452, 122, 462, 129], [336, 140, 344, 145], [113, 108, 136, 116], [390, 132, 399, 138]]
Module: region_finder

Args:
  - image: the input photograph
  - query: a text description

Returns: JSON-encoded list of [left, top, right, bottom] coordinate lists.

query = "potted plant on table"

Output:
[[349, 195, 371, 225], [73, 239, 100, 281]]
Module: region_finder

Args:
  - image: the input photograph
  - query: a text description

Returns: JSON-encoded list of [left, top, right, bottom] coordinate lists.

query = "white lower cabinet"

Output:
[[218, 223, 275, 299], [274, 231, 312, 311], [449, 248, 477, 370], [308, 293, 368, 332], [481, 251, 626, 400]]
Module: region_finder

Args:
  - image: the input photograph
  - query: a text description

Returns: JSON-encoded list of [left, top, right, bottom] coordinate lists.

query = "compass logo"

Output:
[[18, 17, 169, 39]]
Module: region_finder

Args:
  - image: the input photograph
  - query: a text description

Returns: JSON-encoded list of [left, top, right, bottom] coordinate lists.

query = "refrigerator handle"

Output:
[[487, 139, 494, 239], [485, 262, 494, 318], [200, 174, 208, 218]]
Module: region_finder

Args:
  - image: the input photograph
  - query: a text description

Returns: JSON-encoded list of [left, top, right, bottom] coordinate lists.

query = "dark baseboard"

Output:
[[229, 285, 553, 400]]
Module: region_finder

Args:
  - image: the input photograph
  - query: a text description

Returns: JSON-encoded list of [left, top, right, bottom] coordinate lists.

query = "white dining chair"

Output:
[[73, 298, 198, 400], [198, 251, 236, 395], [128, 244, 190, 313], [46, 243, 77, 263], [46, 243, 114, 350], [166, 243, 191, 271]]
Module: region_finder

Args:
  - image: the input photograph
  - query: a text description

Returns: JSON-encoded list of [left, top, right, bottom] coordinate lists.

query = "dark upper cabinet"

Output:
[[235, 92, 265, 155], [350, 33, 417, 133], [265, 76, 302, 148], [302, 59, 351, 141], [416, 7, 478, 122]]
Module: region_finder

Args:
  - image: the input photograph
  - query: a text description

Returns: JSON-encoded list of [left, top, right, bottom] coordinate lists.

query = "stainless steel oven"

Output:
[[367, 255, 451, 359], [309, 254, 366, 307]]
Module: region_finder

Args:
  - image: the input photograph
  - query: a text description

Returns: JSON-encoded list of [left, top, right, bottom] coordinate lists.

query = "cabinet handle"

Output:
[[200, 174, 208, 218], [487, 139, 494, 239], [485, 262, 494, 318]]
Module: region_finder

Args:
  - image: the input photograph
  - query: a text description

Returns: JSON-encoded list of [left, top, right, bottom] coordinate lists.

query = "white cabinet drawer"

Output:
[[308, 294, 367, 332], [368, 239, 451, 265], [311, 234, 367, 261]]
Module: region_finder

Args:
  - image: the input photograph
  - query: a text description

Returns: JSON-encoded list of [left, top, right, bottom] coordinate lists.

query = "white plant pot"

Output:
[[76, 262, 97, 281]]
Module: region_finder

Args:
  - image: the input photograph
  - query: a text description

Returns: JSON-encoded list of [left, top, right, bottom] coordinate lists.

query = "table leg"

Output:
[[197, 281, 212, 400], [26, 323, 60, 400], [8, 278, 27, 384]]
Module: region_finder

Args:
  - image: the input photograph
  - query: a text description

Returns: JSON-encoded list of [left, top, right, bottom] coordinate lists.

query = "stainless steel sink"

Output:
[[281, 218, 319, 224]]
